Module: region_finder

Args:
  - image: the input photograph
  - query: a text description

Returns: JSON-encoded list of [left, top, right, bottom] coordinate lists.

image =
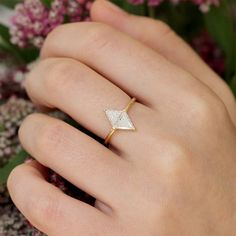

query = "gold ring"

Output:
[[104, 98, 136, 145]]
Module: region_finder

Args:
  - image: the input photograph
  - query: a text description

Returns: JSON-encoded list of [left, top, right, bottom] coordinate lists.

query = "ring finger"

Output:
[[26, 57, 153, 155]]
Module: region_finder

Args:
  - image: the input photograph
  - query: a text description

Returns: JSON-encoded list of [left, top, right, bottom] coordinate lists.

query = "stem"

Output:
[[148, 6, 156, 18]]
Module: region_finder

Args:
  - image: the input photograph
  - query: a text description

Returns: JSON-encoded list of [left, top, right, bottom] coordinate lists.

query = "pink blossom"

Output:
[[0, 97, 36, 166], [0, 63, 27, 100], [191, 31, 225, 77], [10, 0, 93, 48]]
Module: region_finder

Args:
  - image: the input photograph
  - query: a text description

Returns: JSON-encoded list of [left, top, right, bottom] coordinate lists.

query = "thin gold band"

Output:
[[104, 98, 136, 145]]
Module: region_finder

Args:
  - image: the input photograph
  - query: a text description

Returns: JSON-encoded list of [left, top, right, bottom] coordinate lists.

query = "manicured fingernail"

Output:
[[102, 0, 128, 16]]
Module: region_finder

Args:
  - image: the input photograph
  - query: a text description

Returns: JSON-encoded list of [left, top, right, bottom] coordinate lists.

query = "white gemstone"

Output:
[[105, 109, 135, 130]]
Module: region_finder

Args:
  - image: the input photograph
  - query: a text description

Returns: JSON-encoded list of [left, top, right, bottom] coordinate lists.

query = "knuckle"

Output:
[[42, 24, 68, 53], [7, 164, 25, 191], [85, 23, 114, 51], [157, 139, 190, 178], [43, 59, 76, 95], [187, 93, 227, 127], [147, 20, 174, 45], [168, 140, 188, 158], [35, 121, 65, 157], [48, 24, 67, 39], [190, 96, 212, 119], [139, 19, 173, 45], [18, 113, 41, 141], [25, 59, 75, 102], [155, 20, 172, 36]]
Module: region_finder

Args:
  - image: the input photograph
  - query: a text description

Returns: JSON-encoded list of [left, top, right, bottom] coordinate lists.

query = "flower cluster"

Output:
[[0, 180, 45, 235], [0, 202, 38, 236], [190, 0, 219, 12], [0, 64, 10, 100], [0, 94, 67, 235], [191, 31, 225, 77], [0, 97, 36, 167], [10, 0, 93, 48], [0, 63, 27, 100], [128, 0, 219, 12]]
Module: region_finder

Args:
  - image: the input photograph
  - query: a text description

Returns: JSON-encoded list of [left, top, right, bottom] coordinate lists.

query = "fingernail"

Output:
[[102, 0, 128, 16]]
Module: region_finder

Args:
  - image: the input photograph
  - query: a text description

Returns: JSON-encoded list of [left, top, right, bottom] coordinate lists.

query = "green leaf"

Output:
[[204, 0, 236, 81], [0, 23, 39, 63], [0, 150, 28, 185], [41, 0, 53, 7], [0, 123, 4, 132], [0, 23, 10, 43], [164, 3, 203, 40], [111, 0, 147, 16], [0, 0, 21, 8], [147, 6, 156, 18]]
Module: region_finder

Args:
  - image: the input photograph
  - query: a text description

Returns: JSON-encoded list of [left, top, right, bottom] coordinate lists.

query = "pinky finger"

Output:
[[7, 161, 112, 236]]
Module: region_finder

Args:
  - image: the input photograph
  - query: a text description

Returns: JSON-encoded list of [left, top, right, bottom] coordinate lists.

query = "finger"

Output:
[[19, 113, 133, 206], [7, 161, 112, 236], [40, 20, 199, 109], [25, 57, 153, 153], [90, 0, 236, 123]]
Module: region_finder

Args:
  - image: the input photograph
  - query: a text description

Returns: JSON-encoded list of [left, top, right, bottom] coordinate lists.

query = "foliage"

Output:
[[0, 150, 28, 185]]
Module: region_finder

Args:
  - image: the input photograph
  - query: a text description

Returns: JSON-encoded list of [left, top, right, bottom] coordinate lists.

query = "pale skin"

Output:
[[7, 0, 236, 235]]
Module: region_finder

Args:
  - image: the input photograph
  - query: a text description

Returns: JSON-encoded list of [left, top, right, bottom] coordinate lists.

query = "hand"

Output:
[[7, 0, 236, 235]]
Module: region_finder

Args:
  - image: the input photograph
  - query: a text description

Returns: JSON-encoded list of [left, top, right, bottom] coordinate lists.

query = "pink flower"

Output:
[[191, 31, 225, 76], [0, 96, 36, 166], [10, 0, 93, 48], [0, 63, 27, 100]]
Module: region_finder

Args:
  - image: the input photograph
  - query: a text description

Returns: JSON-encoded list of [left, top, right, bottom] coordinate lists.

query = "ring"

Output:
[[104, 98, 136, 145]]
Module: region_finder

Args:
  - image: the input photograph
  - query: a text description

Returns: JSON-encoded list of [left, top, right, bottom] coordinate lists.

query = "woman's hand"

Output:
[[7, 0, 236, 235]]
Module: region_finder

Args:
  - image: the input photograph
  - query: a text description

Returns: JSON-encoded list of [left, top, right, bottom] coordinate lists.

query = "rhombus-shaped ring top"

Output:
[[105, 109, 135, 130], [104, 98, 136, 145]]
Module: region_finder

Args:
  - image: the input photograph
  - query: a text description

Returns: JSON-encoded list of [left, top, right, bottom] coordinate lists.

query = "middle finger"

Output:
[[41, 22, 205, 110]]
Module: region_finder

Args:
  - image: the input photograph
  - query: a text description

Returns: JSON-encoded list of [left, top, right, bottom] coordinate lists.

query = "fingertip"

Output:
[[7, 161, 48, 192]]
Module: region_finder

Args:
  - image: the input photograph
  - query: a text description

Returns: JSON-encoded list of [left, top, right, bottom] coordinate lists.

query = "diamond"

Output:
[[105, 109, 135, 130]]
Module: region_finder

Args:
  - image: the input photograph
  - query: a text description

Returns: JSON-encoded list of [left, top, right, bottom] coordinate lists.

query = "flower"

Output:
[[193, 0, 220, 12], [10, 0, 93, 48], [0, 62, 28, 100], [128, 0, 220, 11], [191, 31, 225, 77], [0, 202, 40, 236], [0, 96, 36, 166], [0, 181, 46, 235]]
